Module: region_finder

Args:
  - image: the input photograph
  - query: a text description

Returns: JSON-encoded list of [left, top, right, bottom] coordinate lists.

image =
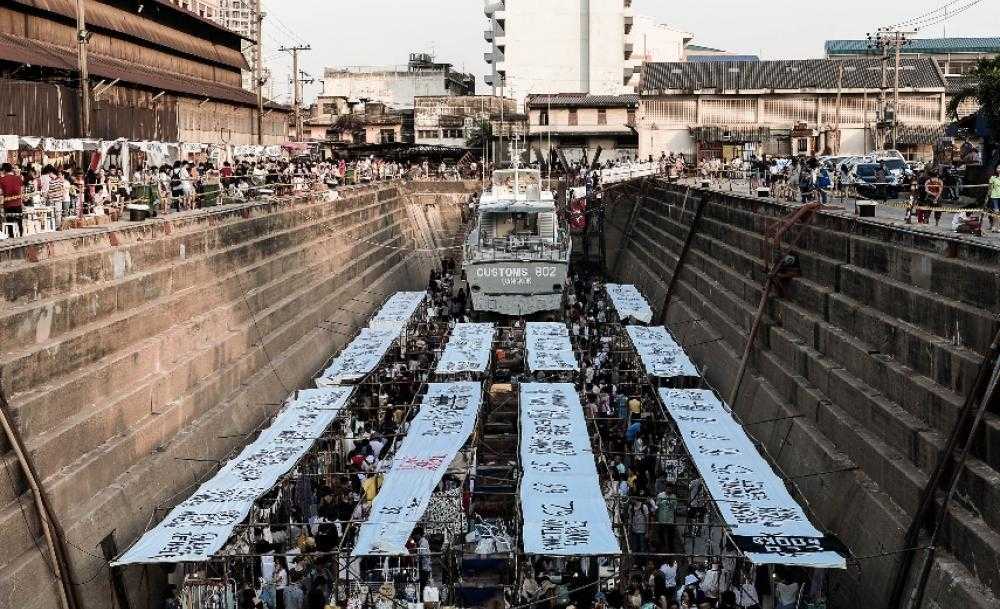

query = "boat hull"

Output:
[[464, 260, 568, 316]]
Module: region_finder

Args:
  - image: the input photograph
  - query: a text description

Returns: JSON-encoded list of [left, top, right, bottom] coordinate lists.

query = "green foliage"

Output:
[[946, 56, 1000, 139], [466, 120, 493, 150]]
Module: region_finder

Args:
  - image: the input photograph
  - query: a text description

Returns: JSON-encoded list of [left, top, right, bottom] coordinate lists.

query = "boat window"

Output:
[[493, 213, 539, 238]]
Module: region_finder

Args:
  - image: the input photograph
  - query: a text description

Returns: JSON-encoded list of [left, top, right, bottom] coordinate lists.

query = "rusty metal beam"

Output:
[[0, 377, 80, 609]]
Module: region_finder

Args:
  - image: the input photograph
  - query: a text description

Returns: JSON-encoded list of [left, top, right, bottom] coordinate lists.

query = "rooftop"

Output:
[[687, 55, 760, 63], [525, 93, 640, 109], [825, 37, 1000, 56], [639, 57, 946, 93]]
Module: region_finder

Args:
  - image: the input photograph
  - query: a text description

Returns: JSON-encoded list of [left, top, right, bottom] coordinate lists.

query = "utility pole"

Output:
[[281, 45, 311, 142], [867, 27, 913, 150], [834, 62, 844, 155], [76, 0, 91, 137], [255, 0, 265, 144]]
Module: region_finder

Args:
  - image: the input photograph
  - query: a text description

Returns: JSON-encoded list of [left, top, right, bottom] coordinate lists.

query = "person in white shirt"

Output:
[[700, 560, 723, 603], [775, 576, 800, 609]]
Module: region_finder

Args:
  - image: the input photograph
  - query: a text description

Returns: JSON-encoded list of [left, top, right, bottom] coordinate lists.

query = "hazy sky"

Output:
[[262, 0, 998, 104]]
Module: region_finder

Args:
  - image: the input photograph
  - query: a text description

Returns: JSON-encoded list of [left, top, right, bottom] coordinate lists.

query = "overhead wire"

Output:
[[888, 0, 965, 28], [893, 0, 984, 30]]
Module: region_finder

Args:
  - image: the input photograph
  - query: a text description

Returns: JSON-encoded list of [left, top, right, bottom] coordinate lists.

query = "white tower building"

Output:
[[484, 0, 636, 107]]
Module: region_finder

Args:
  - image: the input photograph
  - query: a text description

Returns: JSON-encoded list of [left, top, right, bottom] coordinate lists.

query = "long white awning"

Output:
[[113, 387, 355, 565], [626, 326, 699, 378], [436, 323, 496, 374], [658, 389, 847, 569], [316, 326, 402, 385], [525, 322, 579, 372], [352, 382, 483, 556], [520, 383, 620, 556], [606, 284, 654, 324], [369, 291, 426, 328]]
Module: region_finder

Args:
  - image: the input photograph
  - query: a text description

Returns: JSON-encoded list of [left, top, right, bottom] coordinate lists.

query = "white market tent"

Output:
[[525, 322, 578, 372], [519, 383, 620, 556], [626, 325, 699, 379], [113, 387, 355, 565], [435, 323, 496, 374], [658, 389, 847, 568], [605, 284, 654, 324], [352, 382, 483, 556]]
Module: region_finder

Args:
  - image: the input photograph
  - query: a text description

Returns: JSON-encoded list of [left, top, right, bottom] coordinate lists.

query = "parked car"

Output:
[[849, 163, 902, 199]]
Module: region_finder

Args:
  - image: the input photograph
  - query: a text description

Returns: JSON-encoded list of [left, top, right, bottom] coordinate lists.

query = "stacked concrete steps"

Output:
[[611, 186, 1000, 607], [0, 183, 468, 609]]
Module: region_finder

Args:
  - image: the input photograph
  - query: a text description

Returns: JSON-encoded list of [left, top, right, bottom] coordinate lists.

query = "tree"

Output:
[[466, 120, 493, 153], [947, 56, 1000, 170]]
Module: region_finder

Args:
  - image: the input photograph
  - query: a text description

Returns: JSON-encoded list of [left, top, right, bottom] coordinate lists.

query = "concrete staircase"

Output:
[[0, 183, 471, 609], [607, 183, 1000, 608]]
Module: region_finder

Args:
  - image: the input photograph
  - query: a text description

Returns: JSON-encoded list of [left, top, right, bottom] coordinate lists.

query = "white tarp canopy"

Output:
[[525, 322, 579, 372], [658, 389, 847, 569], [626, 326, 699, 378], [113, 387, 355, 565], [370, 291, 426, 329], [520, 383, 620, 556], [353, 382, 483, 555], [316, 326, 402, 385], [436, 323, 496, 374], [606, 284, 653, 324]]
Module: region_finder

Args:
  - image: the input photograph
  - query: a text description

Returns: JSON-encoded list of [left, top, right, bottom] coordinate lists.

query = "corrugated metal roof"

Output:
[[9, 0, 249, 71], [525, 93, 639, 109], [639, 58, 946, 93], [686, 44, 725, 52], [0, 32, 263, 107], [687, 55, 760, 63], [946, 76, 976, 95], [896, 125, 946, 145], [826, 37, 1000, 56]]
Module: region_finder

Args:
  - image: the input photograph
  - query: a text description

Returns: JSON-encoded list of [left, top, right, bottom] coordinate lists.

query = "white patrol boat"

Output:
[[463, 165, 570, 316]]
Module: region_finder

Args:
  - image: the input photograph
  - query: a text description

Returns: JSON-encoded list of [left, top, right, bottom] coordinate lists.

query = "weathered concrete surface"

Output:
[[0, 181, 474, 609], [606, 181, 1000, 609]]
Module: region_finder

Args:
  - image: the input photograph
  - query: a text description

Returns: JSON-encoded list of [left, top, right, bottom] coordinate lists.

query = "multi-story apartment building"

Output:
[[172, 0, 257, 90], [414, 95, 517, 148], [217, 0, 259, 91], [636, 58, 949, 162], [324, 53, 475, 110], [169, 0, 218, 20], [483, 0, 637, 106]]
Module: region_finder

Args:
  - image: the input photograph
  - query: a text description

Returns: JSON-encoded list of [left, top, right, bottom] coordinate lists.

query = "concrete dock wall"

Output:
[[606, 181, 1000, 609], [0, 181, 473, 609]]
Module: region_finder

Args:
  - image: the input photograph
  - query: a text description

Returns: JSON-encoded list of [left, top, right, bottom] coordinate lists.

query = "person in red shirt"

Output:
[[1, 163, 24, 234]]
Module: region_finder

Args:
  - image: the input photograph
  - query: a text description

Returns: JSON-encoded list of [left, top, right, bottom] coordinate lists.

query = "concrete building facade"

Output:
[[216, 0, 259, 90], [483, 0, 636, 105], [169, 0, 219, 19], [636, 58, 948, 162], [414, 95, 517, 148], [324, 53, 475, 110], [526, 93, 638, 163]]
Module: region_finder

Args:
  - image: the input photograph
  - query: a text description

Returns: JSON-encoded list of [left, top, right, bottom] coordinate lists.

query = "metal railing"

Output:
[[464, 232, 570, 263]]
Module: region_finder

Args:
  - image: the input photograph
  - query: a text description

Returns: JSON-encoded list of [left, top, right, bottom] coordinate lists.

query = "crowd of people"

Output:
[[0, 154, 474, 238]]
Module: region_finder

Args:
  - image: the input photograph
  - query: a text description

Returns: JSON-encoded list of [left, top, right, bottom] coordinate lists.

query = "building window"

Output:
[[568, 109, 578, 126], [627, 109, 636, 126], [442, 129, 464, 139], [418, 130, 440, 139], [597, 109, 607, 125], [539, 110, 549, 126], [945, 59, 978, 76], [380, 129, 396, 144]]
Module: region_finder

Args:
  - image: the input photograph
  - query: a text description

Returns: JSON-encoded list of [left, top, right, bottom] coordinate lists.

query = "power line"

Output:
[[888, 0, 964, 28], [891, 0, 984, 31]]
